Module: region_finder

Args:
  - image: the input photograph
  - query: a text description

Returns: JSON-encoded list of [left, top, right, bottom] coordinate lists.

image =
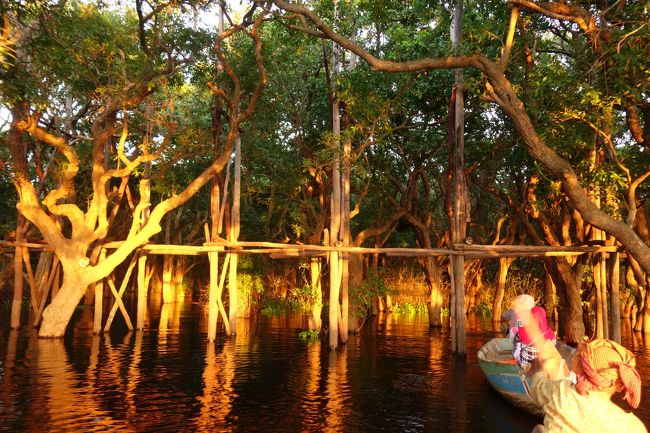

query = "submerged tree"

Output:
[[1, 1, 268, 337], [268, 0, 649, 342]]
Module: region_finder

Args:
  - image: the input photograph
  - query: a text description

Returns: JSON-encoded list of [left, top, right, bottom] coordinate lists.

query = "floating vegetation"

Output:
[[298, 329, 320, 341]]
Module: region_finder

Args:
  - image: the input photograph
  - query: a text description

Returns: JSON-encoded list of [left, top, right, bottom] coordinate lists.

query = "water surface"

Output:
[[1, 299, 649, 432]]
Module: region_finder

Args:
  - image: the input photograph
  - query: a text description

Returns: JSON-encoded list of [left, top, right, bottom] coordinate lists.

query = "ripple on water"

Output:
[[1, 311, 649, 433]]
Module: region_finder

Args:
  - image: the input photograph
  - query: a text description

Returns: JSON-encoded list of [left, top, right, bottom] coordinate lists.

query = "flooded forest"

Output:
[[0, 0, 649, 431]]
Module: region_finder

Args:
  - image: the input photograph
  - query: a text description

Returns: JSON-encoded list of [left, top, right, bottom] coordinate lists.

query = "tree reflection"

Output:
[[193, 333, 238, 430], [325, 346, 349, 430], [36, 338, 130, 431]]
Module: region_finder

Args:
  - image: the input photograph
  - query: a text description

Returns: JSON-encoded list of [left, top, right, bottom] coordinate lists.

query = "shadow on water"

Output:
[[1, 302, 649, 433]]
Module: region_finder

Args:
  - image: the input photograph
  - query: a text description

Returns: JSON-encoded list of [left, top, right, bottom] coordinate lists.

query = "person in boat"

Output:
[[510, 294, 556, 367], [528, 335, 646, 433]]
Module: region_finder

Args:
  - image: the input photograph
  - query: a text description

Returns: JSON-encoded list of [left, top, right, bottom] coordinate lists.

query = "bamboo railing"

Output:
[[1, 239, 622, 343]]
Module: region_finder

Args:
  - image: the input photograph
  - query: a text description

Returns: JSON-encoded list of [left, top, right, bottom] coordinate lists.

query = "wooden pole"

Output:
[[21, 246, 37, 316], [104, 254, 136, 332], [610, 251, 621, 343], [217, 253, 232, 336], [10, 216, 26, 329], [339, 136, 351, 343], [450, 0, 466, 357], [207, 251, 219, 342], [594, 234, 604, 339], [33, 258, 59, 327], [137, 178, 151, 331], [93, 248, 105, 334], [228, 135, 241, 335], [329, 0, 342, 351], [600, 249, 609, 339], [309, 256, 323, 331], [136, 253, 148, 330]]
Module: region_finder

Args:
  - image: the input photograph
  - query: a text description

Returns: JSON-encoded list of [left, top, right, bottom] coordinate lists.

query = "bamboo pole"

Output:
[[3, 238, 619, 259], [137, 178, 151, 331], [309, 256, 323, 331], [137, 253, 148, 330], [594, 231, 604, 339], [92, 240, 616, 255], [339, 133, 351, 343], [450, 0, 466, 357], [104, 254, 137, 332], [10, 217, 25, 329], [610, 251, 621, 343], [33, 252, 51, 304], [93, 249, 106, 334], [22, 246, 38, 315], [34, 257, 59, 327], [228, 134, 241, 335], [600, 249, 609, 339], [329, 1, 342, 351], [216, 252, 232, 336], [0, 240, 51, 250], [207, 250, 219, 342]]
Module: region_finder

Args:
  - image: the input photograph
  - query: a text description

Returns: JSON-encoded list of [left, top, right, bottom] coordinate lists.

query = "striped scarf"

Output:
[[574, 339, 642, 409]]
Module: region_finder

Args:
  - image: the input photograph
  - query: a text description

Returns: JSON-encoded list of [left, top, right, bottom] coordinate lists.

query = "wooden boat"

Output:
[[477, 337, 575, 415]]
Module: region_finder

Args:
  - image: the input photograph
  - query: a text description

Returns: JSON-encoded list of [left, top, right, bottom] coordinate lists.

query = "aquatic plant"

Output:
[[298, 329, 320, 340]]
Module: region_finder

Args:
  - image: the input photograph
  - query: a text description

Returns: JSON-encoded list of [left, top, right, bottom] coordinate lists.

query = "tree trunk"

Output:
[[492, 257, 513, 323], [552, 259, 586, 344], [39, 266, 88, 337], [544, 271, 557, 322]]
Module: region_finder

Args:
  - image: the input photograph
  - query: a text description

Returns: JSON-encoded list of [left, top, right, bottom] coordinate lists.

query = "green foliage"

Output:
[[261, 298, 307, 314], [475, 301, 492, 319], [504, 264, 544, 305], [350, 269, 392, 316], [298, 329, 320, 341], [391, 303, 427, 315]]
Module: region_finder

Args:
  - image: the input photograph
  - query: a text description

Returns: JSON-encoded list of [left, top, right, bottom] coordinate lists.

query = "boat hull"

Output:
[[478, 337, 574, 416]]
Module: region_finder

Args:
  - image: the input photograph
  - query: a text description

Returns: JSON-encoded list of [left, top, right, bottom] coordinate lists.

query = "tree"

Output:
[[1, 1, 268, 337], [269, 0, 650, 275]]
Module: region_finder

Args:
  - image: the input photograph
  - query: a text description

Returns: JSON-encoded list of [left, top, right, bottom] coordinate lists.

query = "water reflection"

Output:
[[325, 346, 350, 431], [1, 307, 649, 433], [36, 338, 132, 432], [193, 339, 236, 431], [301, 336, 323, 429], [450, 356, 469, 433]]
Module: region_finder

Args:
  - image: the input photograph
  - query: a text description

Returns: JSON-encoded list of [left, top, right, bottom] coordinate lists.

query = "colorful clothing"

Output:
[[530, 371, 648, 433], [574, 339, 642, 409], [518, 306, 555, 344], [513, 333, 547, 365], [512, 306, 556, 366]]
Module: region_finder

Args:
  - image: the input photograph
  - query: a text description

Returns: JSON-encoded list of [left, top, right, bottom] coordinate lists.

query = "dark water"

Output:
[[1, 299, 649, 433]]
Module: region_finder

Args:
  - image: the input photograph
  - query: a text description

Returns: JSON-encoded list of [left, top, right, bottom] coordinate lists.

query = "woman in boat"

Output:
[[510, 294, 556, 367], [528, 331, 646, 432]]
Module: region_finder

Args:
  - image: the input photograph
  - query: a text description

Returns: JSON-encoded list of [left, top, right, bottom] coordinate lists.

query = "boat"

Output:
[[477, 337, 575, 415]]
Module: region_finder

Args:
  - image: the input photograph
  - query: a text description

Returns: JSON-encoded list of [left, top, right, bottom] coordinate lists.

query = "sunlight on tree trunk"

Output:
[[39, 268, 89, 337], [309, 257, 323, 331]]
